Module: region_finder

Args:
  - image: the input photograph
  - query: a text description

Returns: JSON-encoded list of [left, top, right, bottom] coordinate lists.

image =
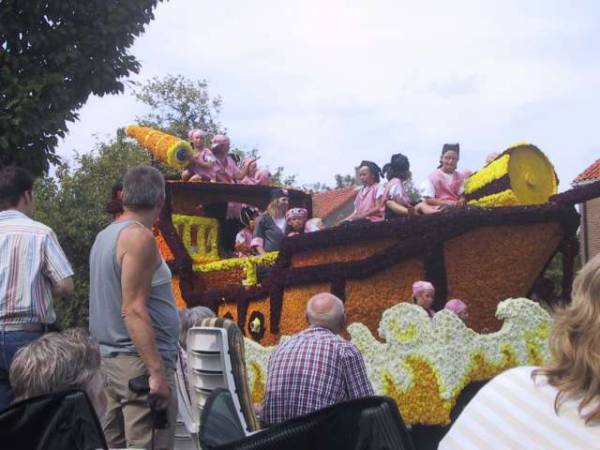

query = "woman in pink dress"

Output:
[[211, 135, 252, 184], [181, 129, 216, 182], [381, 153, 417, 218], [234, 206, 260, 257], [343, 160, 384, 223], [418, 143, 469, 214]]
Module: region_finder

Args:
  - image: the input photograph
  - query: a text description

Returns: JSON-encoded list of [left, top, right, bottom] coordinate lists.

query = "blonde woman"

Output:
[[251, 189, 289, 254], [440, 254, 600, 449]]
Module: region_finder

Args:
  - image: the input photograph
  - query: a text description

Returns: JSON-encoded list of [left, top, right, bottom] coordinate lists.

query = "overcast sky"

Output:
[[57, 0, 600, 190]]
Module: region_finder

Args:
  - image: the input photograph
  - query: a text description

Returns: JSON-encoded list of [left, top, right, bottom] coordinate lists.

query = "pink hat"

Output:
[[412, 281, 434, 296], [211, 134, 230, 149], [445, 299, 467, 314], [286, 208, 308, 221], [188, 129, 206, 140]]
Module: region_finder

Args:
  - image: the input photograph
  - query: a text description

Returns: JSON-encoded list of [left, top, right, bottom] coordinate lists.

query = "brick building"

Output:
[[573, 159, 600, 262]]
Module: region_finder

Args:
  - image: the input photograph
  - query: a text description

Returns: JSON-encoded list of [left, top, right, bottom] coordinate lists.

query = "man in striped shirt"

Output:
[[0, 166, 74, 411], [262, 293, 374, 426]]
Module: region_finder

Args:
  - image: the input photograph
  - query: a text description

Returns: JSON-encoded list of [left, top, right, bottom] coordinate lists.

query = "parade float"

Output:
[[126, 125, 600, 425]]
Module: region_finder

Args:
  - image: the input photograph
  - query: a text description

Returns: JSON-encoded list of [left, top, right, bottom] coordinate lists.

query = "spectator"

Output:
[[412, 281, 435, 318], [262, 293, 374, 426], [105, 182, 124, 220], [419, 143, 469, 214], [0, 166, 74, 411], [9, 328, 105, 417], [89, 165, 180, 450], [252, 189, 290, 254], [381, 153, 418, 218], [444, 299, 468, 322], [286, 207, 308, 237], [343, 161, 384, 223], [439, 254, 600, 449]]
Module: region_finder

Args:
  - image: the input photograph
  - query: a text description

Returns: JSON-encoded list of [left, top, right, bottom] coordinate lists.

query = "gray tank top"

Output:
[[89, 220, 180, 369]]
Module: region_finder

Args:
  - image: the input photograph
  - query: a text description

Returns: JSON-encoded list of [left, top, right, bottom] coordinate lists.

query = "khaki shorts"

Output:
[[101, 354, 177, 450]]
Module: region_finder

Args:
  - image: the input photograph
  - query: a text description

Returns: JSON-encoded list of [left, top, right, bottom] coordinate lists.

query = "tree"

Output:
[[133, 74, 223, 138], [335, 173, 357, 188], [34, 137, 150, 327], [0, 0, 161, 175]]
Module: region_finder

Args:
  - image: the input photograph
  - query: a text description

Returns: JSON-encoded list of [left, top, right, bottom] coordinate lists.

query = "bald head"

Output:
[[306, 293, 345, 333]]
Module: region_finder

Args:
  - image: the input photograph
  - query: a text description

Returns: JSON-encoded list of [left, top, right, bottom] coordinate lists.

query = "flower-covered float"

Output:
[[245, 298, 551, 425], [125, 126, 600, 424]]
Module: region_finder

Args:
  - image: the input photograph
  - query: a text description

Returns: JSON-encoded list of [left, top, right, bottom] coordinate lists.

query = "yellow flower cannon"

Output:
[[464, 142, 558, 208], [125, 125, 193, 170]]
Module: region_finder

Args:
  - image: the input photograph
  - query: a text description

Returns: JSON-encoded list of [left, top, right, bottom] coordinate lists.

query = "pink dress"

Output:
[[427, 169, 468, 201], [214, 155, 239, 184], [352, 184, 384, 222], [383, 178, 411, 206], [235, 227, 254, 257], [189, 148, 216, 180]]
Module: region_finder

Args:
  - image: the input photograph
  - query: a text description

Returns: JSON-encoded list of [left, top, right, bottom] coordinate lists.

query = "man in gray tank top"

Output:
[[89, 165, 180, 450]]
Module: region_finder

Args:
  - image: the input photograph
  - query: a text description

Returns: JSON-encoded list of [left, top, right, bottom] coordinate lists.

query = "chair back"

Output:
[[199, 388, 247, 448], [0, 389, 107, 450]]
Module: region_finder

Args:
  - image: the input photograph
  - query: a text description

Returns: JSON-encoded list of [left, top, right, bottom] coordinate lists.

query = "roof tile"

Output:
[[574, 159, 600, 184], [312, 187, 357, 219]]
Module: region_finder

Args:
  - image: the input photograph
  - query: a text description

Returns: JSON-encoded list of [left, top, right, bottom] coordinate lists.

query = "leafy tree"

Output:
[[34, 137, 150, 327], [335, 173, 357, 188], [133, 74, 223, 138], [0, 0, 161, 175]]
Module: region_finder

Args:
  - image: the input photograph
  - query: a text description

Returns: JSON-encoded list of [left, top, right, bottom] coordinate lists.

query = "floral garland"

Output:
[[244, 298, 552, 425], [171, 214, 220, 263], [194, 252, 279, 287], [464, 153, 510, 194], [126, 125, 192, 170]]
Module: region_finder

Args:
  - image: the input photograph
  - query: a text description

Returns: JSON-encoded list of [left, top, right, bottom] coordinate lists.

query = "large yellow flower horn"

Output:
[[464, 142, 558, 208], [125, 125, 193, 170]]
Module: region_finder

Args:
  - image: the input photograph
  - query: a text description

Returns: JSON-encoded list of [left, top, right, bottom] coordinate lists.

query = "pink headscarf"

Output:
[[211, 134, 230, 149], [286, 208, 308, 221], [445, 299, 467, 314], [412, 281, 434, 297], [188, 129, 206, 140]]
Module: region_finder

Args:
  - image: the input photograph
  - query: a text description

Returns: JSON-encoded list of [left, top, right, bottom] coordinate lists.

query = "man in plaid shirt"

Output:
[[263, 293, 374, 425]]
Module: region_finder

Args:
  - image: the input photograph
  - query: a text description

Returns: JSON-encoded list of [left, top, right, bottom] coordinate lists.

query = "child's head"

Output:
[[412, 281, 435, 310], [305, 217, 324, 233], [438, 143, 460, 173], [188, 129, 206, 150], [445, 299, 468, 321], [240, 206, 259, 230], [358, 160, 382, 186], [383, 153, 411, 182], [211, 134, 231, 155], [286, 208, 308, 232]]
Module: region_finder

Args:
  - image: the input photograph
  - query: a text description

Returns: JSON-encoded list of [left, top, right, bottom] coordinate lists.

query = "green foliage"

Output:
[[335, 173, 357, 188], [0, 0, 161, 175], [133, 74, 222, 138], [33, 138, 150, 327]]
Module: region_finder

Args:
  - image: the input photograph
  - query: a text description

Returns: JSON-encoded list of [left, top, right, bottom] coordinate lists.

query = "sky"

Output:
[[57, 0, 600, 190]]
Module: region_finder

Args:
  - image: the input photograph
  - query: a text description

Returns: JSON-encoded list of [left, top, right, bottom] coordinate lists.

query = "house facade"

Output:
[[573, 159, 600, 262]]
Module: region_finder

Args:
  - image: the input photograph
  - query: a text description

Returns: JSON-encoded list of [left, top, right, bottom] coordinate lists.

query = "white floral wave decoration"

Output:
[[244, 298, 552, 425]]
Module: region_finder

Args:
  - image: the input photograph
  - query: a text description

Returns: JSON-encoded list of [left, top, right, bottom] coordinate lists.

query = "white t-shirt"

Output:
[[420, 171, 464, 198], [274, 217, 286, 233], [439, 366, 600, 450]]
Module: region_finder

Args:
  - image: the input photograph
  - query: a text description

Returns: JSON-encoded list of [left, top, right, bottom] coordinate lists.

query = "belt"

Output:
[[0, 323, 46, 332]]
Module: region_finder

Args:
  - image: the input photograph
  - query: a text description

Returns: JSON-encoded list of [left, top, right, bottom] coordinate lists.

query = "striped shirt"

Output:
[[0, 210, 73, 325], [263, 326, 374, 426], [439, 366, 600, 450]]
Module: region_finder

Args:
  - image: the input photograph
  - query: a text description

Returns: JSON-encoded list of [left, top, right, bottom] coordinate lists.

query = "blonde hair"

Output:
[[534, 253, 600, 423], [266, 198, 287, 219]]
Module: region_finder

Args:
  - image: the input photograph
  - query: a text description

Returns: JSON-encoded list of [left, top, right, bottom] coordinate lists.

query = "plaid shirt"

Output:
[[263, 326, 374, 425], [0, 210, 73, 325]]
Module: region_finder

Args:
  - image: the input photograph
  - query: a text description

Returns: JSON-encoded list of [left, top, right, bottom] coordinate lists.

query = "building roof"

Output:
[[574, 159, 600, 184], [312, 187, 357, 219]]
